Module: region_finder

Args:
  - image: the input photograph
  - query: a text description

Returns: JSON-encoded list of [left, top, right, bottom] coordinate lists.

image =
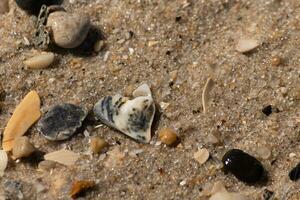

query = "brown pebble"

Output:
[[12, 136, 35, 159], [158, 128, 178, 146], [271, 56, 281, 66], [90, 136, 108, 154], [70, 180, 95, 199]]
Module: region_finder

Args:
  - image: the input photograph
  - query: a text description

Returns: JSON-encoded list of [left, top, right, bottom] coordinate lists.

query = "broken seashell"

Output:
[[236, 38, 259, 53], [12, 136, 35, 159], [44, 149, 80, 166], [94, 84, 155, 143], [24, 52, 55, 69], [0, 150, 8, 177], [38, 103, 87, 141], [2, 91, 41, 151]]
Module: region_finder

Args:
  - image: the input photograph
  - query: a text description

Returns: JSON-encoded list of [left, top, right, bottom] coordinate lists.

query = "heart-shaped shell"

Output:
[[94, 84, 155, 143]]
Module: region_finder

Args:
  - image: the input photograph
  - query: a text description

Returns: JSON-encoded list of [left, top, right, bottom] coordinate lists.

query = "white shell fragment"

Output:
[[23, 52, 55, 69], [202, 77, 214, 114], [236, 38, 259, 53], [94, 84, 155, 143], [210, 191, 248, 200], [0, 150, 8, 177], [44, 149, 80, 166]]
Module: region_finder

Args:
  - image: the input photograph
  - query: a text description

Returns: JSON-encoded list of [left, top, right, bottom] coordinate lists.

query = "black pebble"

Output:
[[15, 0, 62, 14], [289, 162, 300, 181], [262, 105, 273, 116], [222, 149, 266, 184]]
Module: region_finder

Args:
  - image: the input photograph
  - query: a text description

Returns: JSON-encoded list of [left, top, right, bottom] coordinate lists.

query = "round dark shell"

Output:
[[222, 149, 266, 184], [38, 103, 87, 141]]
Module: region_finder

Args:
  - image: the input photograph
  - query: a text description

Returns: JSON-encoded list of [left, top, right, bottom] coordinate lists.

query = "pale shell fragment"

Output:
[[2, 91, 41, 151], [12, 136, 35, 159], [0, 150, 8, 177], [194, 148, 210, 164], [23, 52, 55, 69], [210, 191, 248, 200], [236, 38, 259, 53], [44, 149, 80, 166], [202, 77, 214, 114]]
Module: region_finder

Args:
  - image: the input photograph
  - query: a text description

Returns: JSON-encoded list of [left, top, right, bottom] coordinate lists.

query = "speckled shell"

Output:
[[94, 84, 155, 143], [46, 11, 90, 48], [222, 149, 266, 184]]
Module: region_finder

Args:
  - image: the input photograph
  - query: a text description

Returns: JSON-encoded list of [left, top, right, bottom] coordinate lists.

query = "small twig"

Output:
[[202, 77, 214, 114]]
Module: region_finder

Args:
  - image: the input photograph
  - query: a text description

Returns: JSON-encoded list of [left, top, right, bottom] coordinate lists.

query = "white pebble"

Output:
[[24, 52, 55, 69], [194, 148, 210, 164]]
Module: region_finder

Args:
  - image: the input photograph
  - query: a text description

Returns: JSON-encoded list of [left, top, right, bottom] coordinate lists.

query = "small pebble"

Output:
[[222, 149, 266, 184], [271, 56, 281, 66], [158, 128, 178, 146], [23, 52, 55, 69], [262, 105, 274, 116], [0, 0, 9, 14], [12, 136, 35, 159], [38, 103, 87, 141], [38, 160, 56, 171], [93, 40, 105, 52], [289, 162, 300, 181], [70, 180, 95, 199], [194, 148, 210, 164], [236, 38, 259, 53], [47, 11, 91, 48], [90, 136, 108, 154]]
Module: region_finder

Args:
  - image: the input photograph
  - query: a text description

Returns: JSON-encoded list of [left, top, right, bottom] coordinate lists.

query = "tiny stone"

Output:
[[23, 52, 55, 69], [38, 103, 87, 141], [262, 105, 273, 116], [289, 162, 300, 181], [271, 56, 281, 66], [289, 153, 296, 158], [206, 132, 221, 145], [90, 136, 108, 154], [94, 40, 105, 52], [12, 136, 35, 159], [158, 128, 178, 146], [38, 160, 56, 171], [194, 148, 210, 165]]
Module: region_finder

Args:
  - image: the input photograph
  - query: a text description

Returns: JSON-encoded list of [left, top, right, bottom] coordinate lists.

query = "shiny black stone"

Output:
[[289, 162, 300, 181], [15, 0, 62, 14], [222, 149, 265, 183]]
